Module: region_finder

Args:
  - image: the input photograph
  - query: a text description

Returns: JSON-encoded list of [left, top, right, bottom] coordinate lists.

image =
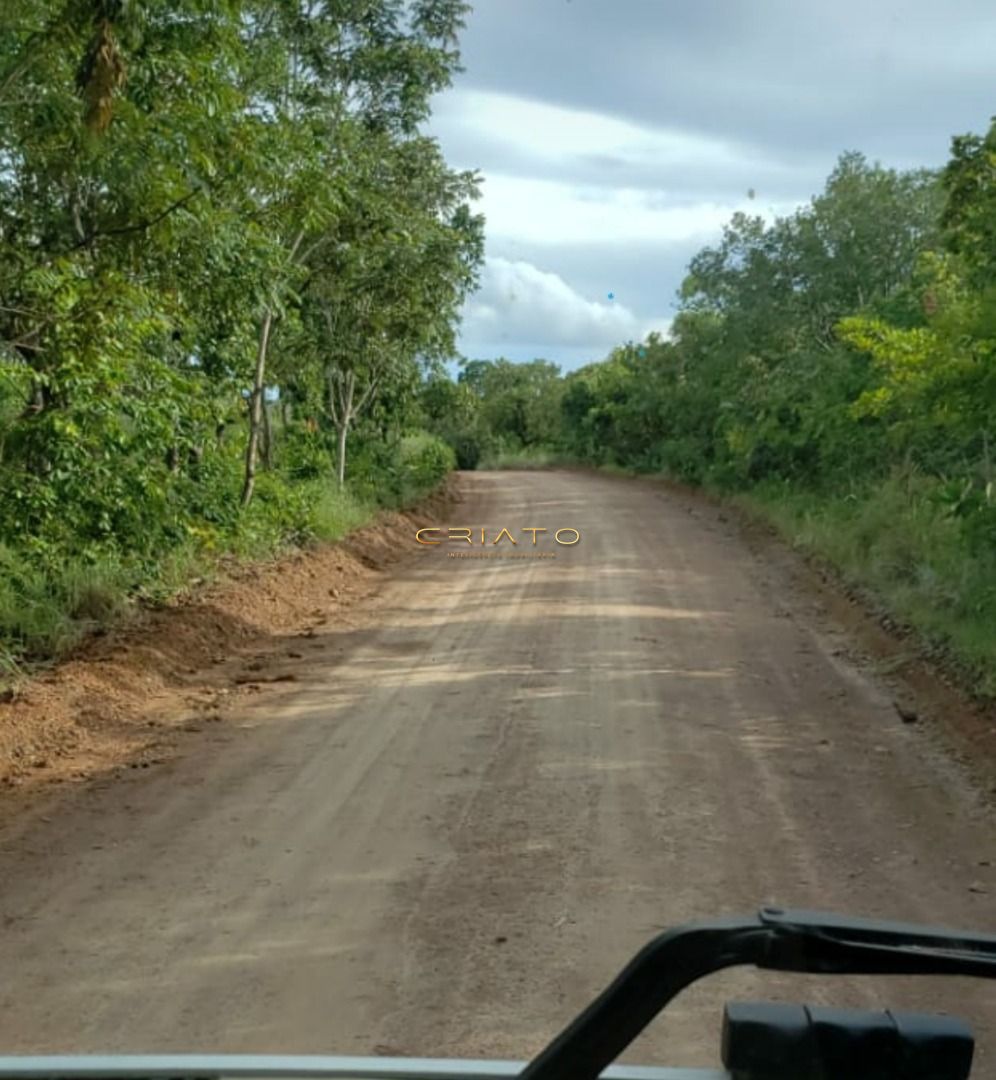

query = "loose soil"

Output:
[[0, 478, 459, 802]]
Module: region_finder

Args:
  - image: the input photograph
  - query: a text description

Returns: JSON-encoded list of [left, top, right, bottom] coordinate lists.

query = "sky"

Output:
[[427, 0, 996, 372]]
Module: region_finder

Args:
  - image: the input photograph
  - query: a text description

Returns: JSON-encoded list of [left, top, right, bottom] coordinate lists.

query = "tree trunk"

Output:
[[240, 228, 306, 506], [241, 308, 274, 508], [336, 371, 356, 488], [336, 420, 348, 488], [261, 395, 273, 469]]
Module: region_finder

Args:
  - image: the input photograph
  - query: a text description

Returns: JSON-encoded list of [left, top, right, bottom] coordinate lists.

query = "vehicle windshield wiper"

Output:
[[520, 906, 996, 1080]]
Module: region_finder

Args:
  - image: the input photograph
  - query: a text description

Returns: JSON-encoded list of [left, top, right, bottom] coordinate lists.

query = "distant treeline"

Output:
[[423, 127, 996, 696]]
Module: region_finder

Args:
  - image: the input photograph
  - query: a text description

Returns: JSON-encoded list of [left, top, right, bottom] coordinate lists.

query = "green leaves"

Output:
[[0, 0, 478, 645], [941, 119, 996, 289]]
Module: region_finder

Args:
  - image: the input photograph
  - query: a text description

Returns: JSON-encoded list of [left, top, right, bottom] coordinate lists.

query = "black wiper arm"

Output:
[[758, 906, 996, 977], [519, 906, 996, 1080]]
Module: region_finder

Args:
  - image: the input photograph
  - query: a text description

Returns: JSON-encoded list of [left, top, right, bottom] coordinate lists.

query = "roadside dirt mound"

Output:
[[0, 479, 459, 800]]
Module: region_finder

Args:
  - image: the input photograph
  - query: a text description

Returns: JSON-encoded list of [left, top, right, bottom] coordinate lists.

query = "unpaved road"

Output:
[[1, 470, 993, 1070]]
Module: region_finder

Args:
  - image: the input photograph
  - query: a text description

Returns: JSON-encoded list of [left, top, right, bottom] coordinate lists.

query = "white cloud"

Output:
[[433, 89, 754, 172], [461, 257, 671, 352], [477, 173, 794, 245], [432, 90, 803, 247]]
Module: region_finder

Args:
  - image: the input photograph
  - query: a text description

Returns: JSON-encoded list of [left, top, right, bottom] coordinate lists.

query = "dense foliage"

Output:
[[427, 128, 996, 695], [0, 0, 482, 666]]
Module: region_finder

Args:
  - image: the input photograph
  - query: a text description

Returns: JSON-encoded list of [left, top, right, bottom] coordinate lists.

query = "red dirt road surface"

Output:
[[0, 470, 993, 1070]]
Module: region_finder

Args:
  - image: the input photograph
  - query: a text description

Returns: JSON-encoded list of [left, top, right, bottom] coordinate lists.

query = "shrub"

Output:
[[398, 433, 456, 492]]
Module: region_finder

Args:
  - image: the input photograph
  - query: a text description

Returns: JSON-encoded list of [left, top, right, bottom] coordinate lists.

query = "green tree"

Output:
[[941, 117, 996, 290]]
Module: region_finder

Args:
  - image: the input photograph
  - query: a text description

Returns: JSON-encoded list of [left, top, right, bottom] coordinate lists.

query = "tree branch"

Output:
[[298, 234, 333, 265], [326, 367, 341, 426], [287, 226, 307, 262], [355, 374, 379, 414], [342, 370, 356, 425], [3, 338, 43, 353], [66, 189, 202, 252]]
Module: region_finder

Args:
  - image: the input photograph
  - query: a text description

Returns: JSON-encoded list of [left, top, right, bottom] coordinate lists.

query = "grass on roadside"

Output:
[[0, 425, 455, 683], [477, 445, 578, 470], [0, 481, 385, 678], [736, 472, 996, 699], [466, 447, 996, 699], [0, 545, 133, 662]]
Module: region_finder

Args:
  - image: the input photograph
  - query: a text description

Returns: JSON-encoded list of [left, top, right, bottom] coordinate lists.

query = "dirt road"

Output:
[[1, 470, 993, 1070]]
